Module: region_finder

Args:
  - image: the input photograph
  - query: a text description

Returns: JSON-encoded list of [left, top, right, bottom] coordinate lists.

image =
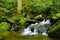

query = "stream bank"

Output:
[[0, 31, 60, 40]]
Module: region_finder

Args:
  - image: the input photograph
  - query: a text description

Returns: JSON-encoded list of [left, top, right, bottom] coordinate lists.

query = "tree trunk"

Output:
[[17, 0, 22, 13], [24, 0, 30, 20], [24, 0, 28, 14]]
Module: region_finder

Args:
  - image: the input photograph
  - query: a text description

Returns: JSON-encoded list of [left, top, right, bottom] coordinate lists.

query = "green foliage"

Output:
[[52, 13, 60, 19], [0, 0, 60, 32], [0, 0, 17, 25], [0, 22, 10, 31], [6, 13, 26, 29], [28, 0, 49, 14], [0, 0, 17, 16], [0, 0, 26, 30], [23, 0, 60, 19], [19, 18, 26, 26], [7, 13, 26, 23], [49, 0, 60, 19]]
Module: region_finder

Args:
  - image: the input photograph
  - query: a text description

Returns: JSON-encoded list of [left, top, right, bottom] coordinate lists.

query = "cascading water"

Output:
[[40, 19, 50, 36], [29, 29, 38, 35], [21, 19, 51, 36], [40, 19, 50, 25], [21, 27, 32, 35]]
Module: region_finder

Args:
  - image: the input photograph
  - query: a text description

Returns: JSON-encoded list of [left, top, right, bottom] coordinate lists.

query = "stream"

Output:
[[21, 19, 51, 36]]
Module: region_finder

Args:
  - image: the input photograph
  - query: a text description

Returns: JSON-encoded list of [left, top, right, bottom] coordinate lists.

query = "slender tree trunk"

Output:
[[24, 0, 28, 15], [17, 0, 22, 13], [24, 0, 30, 20]]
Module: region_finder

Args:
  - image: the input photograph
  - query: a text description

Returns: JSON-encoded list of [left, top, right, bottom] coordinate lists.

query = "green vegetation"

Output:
[[48, 20, 60, 38], [0, 32, 59, 40], [0, 0, 60, 40], [0, 22, 10, 31]]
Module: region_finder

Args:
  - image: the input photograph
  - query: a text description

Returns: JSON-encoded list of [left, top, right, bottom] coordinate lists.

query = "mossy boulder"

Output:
[[48, 20, 60, 38]]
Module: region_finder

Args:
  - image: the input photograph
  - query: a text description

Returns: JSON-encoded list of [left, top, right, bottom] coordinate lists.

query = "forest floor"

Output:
[[0, 31, 60, 40]]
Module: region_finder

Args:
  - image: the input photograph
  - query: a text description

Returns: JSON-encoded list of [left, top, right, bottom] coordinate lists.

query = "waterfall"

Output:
[[42, 31, 48, 36], [40, 19, 50, 25], [30, 29, 38, 35], [21, 27, 32, 36], [21, 19, 51, 36]]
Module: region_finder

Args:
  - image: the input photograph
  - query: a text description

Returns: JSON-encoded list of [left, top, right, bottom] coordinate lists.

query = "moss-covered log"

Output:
[[48, 19, 60, 38], [0, 31, 59, 40]]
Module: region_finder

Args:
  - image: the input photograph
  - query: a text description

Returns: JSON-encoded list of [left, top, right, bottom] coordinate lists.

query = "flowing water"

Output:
[[21, 19, 51, 36]]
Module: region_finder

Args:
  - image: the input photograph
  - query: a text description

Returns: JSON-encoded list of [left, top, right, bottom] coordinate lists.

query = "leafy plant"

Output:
[[0, 22, 10, 31]]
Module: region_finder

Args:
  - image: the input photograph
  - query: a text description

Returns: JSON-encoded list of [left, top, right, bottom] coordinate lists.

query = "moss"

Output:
[[34, 15, 43, 19], [48, 20, 60, 38], [0, 31, 57, 40]]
